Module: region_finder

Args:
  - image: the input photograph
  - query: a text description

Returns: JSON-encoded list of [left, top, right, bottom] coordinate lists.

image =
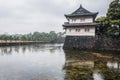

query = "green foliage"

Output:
[[107, 26, 119, 36], [96, 0, 120, 37], [0, 31, 65, 42], [107, 0, 120, 20], [96, 17, 110, 35], [107, 0, 120, 37], [64, 67, 92, 80], [0, 34, 9, 41]]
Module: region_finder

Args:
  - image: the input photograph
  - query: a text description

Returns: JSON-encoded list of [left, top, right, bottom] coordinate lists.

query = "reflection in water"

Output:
[[0, 44, 65, 80], [63, 50, 120, 80], [0, 44, 63, 55], [93, 71, 104, 80], [0, 44, 120, 80], [107, 61, 119, 70]]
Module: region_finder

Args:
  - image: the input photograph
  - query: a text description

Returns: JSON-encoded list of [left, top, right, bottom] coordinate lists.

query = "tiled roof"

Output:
[[72, 5, 91, 15], [65, 5, 98, 17]]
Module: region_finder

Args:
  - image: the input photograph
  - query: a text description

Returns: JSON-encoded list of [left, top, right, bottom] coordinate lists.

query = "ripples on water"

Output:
[[0, 44, 65, 80], [0, 44, 120, 80]]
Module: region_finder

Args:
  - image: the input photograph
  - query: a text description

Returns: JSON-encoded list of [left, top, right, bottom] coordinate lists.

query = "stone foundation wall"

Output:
[[63, 36, 120, 51]]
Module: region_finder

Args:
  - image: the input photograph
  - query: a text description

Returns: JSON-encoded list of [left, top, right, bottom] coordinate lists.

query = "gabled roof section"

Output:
[[72, 5, 91, 15], [65, 5, 98, 18]]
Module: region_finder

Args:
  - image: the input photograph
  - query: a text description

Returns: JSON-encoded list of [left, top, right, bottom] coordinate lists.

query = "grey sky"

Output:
[[0, 0, 113, 34]]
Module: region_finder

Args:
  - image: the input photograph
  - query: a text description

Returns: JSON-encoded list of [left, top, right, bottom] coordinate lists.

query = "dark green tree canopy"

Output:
[[0, 31, 65, 42], [107, 0, 120, 20], [96, 0, 120, 37]]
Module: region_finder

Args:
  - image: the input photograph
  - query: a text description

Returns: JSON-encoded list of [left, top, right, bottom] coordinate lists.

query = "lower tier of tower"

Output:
[[64, 26, 95, 36]]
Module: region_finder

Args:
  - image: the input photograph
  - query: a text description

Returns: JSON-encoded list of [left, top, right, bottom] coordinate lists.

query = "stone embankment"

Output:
[[63, 36, 120, 51]]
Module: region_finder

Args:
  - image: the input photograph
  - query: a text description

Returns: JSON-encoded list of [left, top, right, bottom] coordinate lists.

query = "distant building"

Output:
[[63, 5, 99, 36]]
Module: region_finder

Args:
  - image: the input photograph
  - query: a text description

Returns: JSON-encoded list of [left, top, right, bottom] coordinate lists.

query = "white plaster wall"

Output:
[[65, 27, 95, 36], [69, 17, 93, 23]]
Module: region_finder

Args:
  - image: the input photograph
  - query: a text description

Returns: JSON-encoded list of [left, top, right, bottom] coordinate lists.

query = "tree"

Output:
[[33, 32, 41, 41], [0, 34, 9, 41], [0, 31, 65, 42], [96, 0, 120, 37], [107, 0, 120, 20], [107, 0, 120, 36], [48, 31, 57, 41], [96, 17, 110, 35]]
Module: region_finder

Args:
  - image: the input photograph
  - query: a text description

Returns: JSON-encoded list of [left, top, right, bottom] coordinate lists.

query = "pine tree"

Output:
[[107, 0, 120, 20], [107, 0, 120, 36]]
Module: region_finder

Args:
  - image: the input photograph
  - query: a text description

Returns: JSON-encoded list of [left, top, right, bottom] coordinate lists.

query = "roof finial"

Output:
[[80, 4, 82, 8]]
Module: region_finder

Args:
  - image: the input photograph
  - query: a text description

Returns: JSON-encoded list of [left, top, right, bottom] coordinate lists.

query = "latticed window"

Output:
[[69, 29, 72, 32], [76, 29, 81, 32], [78, 29, 81, 32], [80, 18, 85, 22], [85, 28, 90, 32], [72, 19, 76, 22]]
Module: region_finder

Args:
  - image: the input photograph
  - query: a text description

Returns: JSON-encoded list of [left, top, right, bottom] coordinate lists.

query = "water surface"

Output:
[[0, 44, 65, 80], [0, 44, 120, 80]]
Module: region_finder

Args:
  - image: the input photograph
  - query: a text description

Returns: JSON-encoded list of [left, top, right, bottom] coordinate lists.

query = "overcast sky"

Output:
[[0, 0, 113, 34]]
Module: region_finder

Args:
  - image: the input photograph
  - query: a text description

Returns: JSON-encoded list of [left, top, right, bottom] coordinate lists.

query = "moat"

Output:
[[0, 44, 120, 80]]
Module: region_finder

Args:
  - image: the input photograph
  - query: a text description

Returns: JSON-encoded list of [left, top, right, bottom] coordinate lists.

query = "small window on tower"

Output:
[[69, 29, 72, 32], [76, 29, 77, 32], [74, 19, 76, 22], [80, 18, 85, 22], [72, 19, 73, 22], [76, 29, 81, 32], [72, 19, 76, 22], [78, 29, 81, 32], [85, 28, 90, 32]]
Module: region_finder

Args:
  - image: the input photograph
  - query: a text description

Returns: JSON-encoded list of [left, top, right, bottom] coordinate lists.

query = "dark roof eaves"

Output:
[[63, 23, 100, 27], [65, 12, 98, 17]]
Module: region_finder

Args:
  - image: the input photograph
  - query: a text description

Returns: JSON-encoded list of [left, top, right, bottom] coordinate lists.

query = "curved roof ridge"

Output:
[[71, 5, 92, 15]]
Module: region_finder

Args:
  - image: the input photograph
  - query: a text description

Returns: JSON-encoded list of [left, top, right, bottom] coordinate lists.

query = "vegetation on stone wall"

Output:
[[0, 31, 65, 42], [96, 0, 120, 38]]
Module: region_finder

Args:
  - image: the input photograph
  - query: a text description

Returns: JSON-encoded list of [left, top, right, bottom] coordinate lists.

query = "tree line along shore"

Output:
[[0, 31, 65, 43]]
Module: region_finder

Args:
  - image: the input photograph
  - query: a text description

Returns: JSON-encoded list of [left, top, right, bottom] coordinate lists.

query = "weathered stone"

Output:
[[63, 36, 120, 51]]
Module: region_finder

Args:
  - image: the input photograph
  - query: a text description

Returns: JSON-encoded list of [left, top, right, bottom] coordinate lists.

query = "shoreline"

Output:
[[0, 41, 63, 47]]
